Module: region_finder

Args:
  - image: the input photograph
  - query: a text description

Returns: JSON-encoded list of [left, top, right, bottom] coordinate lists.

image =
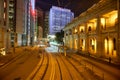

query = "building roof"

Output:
[[36, 0, 100, 17]]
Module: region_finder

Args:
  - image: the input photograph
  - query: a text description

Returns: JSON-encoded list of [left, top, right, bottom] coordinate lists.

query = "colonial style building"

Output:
[[63, 0, 120, 63]]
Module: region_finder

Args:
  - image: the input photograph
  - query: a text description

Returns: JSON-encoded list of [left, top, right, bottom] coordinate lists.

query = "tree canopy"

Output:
[[55, 30, 64, 44]]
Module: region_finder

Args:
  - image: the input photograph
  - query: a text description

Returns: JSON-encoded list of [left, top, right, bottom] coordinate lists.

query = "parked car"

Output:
[[0, 48, 6, 56]]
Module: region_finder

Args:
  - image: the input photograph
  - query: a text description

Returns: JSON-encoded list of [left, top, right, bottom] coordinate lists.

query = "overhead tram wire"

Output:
[[64, 0, 72, 8], [57, 0, 61, 7]]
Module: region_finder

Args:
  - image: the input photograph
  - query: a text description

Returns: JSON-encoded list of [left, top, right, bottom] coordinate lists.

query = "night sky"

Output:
[[35, 0, 100, 17]]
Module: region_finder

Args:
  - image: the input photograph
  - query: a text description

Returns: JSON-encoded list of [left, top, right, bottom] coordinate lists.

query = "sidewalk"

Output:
[[63, 48, 120, 69], [0, 47, 25, 67], [75, 52, 120, 69]]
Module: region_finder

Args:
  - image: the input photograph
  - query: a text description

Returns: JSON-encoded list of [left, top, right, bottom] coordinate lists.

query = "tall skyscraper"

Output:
[[36, 7, 44, 38], [49, 6, 74, 35], [44, 11, 49, 38], [0, 0, 5, 48], [29, 0, 35, 45]]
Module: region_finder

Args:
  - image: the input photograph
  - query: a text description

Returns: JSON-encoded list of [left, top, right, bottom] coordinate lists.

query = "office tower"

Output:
[[44, 11, 49, 38], [36, 7, 44, 39], [0, 0, 5, 48], [49, 6, 74, 35], [0, 0, 36, 53]]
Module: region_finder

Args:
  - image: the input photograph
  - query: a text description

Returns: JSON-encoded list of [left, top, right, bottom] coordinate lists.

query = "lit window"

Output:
[[87, 19, 97, 31], [90, 38, 96, 53], [4, 2, 6, 8], [4, 13, 6, 19], [74, 28, 77, 33], [101, 18, 106, 29], [102, 10, 118, 27], [80, 39, 85, 51], [88, 26, 91, 31], [79, 26, 84, 33]]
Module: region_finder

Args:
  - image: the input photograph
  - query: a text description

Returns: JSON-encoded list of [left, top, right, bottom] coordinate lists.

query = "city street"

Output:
[[0, 0, 120, 80], [0, 45, 120, 80], [0, 46, 40, 80]]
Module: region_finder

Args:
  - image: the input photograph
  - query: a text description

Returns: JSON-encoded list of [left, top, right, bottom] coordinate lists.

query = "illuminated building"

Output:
[[49, 6, 74, 35], [0, 0, 36, 52], [64, 0, 120, 63], [29, 0, 35, 45], [44, 11, 49, 38], [0, 0, 6, 48], [36, 7, 44, 40], [0, 0, 17, 51], [16, 0, 26, 46], [23, 0, 30, 46]]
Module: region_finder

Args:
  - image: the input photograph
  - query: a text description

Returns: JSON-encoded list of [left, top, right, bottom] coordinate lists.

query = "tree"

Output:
[[55, 30, 64, 44]]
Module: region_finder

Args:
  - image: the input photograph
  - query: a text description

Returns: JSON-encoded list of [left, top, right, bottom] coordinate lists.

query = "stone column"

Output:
[[72, 28, 74, 50], [96, 16, 103, 57], [85, 23, 89, 54], [77, 26, 80, 51], [117, 0, 120, 62]]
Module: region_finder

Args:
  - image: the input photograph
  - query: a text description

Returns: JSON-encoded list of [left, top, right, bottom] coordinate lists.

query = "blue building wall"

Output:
[[49, 6, 74, 35]]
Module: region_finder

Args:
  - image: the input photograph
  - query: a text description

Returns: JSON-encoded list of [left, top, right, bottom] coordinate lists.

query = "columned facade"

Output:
[[64, 0, 120, 62]]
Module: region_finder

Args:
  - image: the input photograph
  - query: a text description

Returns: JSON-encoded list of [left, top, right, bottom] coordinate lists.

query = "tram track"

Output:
[[0, 46, 39, 69], [30, 51, 49, 80], [53, 54, 62, 80], [55, 54, 73, 80], [67, 53, 102, 80], [0, 47, 40, 80], [60, 54, 86, 80], [42, 52, 55, 80], [0, 50, 28, 69]]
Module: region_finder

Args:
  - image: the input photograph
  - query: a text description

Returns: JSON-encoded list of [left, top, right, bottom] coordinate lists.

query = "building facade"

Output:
[[49, 6, 74, 35], [64, 0, 120, 63], [0, 0, 6, 49], [36, 8, 44, 39], [0, 0, 36, 53], [44, 11, 49, 38], [29, 0, 36, 46], [6, 0, 30, 48]]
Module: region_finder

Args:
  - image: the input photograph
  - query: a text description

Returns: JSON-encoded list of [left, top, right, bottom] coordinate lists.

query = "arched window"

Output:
[[81, 39, 83, 46], [104, 37, 109, 54], [81, 29, 83, 32], [113, 38, 116, 50], [89, 39, 91, 45], [88, 26, 91, 31]]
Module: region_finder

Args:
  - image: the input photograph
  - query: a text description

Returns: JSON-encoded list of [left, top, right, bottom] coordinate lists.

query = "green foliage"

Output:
[[55, 30, 64, 43]]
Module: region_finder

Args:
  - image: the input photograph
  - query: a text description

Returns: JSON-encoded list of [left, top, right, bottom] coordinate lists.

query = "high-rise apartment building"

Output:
[[36, 7, 44, 39], [0, 0, 5, 48], [49, 6, 74, 35], [29, 0, 36, 46], [44, 11, 49, 38], [22, 0, 29, 46], [0, 0, 36, 52]]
